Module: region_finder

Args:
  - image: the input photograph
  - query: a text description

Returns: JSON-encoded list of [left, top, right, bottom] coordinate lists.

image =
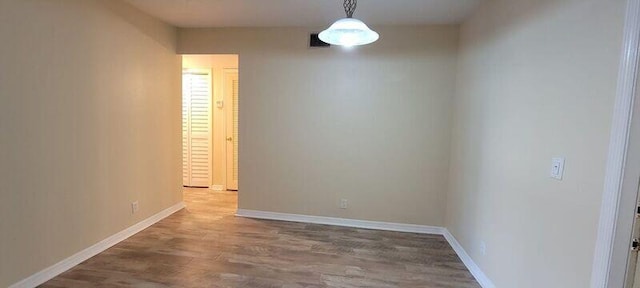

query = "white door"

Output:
[[182, 69, 212, 187], [626, 188, 640, 288], [224, 69, 239, 190]]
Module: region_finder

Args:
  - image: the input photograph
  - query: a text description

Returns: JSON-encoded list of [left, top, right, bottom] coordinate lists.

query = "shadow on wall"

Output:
[[99, 0, 177, 51]]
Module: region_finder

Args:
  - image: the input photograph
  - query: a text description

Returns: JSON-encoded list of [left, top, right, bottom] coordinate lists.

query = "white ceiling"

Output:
[[125, 0, 482, 28]]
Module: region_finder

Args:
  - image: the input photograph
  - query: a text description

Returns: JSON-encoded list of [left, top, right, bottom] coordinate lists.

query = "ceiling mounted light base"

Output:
[[318, 0, 379, 47]]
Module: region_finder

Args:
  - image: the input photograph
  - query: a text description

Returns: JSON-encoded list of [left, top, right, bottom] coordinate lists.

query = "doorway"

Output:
[[591, 0, 640, 286], [621, 70, 640, 288], [182, 54, 239, 192]]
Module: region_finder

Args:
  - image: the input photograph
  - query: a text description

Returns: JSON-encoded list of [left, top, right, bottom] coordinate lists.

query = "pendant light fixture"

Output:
[[318, 0, 379, 47]]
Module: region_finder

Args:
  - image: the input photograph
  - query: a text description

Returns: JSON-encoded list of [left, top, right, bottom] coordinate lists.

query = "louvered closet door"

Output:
[[182, 77, 190, 185], [182, 70, 212, 187]]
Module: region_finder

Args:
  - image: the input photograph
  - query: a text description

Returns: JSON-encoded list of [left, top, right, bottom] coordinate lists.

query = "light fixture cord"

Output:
[[344, 0, 357, 18]]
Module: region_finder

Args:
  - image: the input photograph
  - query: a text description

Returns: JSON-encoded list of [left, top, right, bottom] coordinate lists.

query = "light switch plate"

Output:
[[550, 157, 565, 180]]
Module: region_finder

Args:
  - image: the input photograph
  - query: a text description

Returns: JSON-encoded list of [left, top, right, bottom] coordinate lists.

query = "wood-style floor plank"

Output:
[[41, 188, 480, 287]]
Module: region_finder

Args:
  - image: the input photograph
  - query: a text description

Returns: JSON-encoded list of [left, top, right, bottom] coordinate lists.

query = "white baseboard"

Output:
[[443, 229, 496, 288], [236, 209, 495, 288], [236, 209, 445, 234], [10, 206, 494, 288], [210, 185, 224, 191], [9, 202, 186, 288]]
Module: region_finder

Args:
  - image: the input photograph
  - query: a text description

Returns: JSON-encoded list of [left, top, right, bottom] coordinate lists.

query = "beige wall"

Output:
[[446, 0, 625, 287], [1, 0, 628, 286], [0, 0, 182, 286], [179, 26, 459, 226], [183, 55, 239, 189]]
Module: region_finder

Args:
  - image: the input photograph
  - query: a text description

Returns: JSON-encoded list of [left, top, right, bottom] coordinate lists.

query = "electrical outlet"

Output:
[[340, 199, 348, 209], [480, 241, 487, 256], [131, 201, 139, 214]]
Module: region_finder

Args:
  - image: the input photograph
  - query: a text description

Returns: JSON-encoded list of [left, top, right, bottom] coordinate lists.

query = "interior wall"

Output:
[[0, 0, 182, 286], [178, 26, 459, 226], [183, 55, 239, 189], [446, 0, 625, 287]]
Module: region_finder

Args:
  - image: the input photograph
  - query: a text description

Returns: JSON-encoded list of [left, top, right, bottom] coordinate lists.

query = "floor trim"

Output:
[[443, 229, 497, 288], [210, 185, 224, 191], [236, 209, 445, 234], [9, 202, 186, 288], [237, 209, 495, 288]]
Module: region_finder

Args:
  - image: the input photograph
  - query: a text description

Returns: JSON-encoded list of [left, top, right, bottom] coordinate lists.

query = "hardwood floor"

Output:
[[42, 188, 480, 288]]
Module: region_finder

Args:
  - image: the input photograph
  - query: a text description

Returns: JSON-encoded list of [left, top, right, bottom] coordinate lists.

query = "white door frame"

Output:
[[591, 0, 640, 287]]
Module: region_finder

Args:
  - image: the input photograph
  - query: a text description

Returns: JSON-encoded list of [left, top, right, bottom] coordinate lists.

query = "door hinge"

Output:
[[632, 239, 640, 251]]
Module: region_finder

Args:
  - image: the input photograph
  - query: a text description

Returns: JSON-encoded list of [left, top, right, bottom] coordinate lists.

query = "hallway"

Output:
[[42, 188, 479, 287]]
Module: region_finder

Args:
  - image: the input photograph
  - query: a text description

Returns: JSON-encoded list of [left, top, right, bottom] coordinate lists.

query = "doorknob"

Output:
[[226, 137, 233, 141]]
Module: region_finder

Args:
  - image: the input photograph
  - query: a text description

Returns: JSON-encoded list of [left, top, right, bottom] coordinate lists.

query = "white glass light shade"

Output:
[[318, 18, 379, 47]]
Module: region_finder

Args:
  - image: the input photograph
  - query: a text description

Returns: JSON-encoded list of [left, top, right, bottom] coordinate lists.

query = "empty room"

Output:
[[1, 0, 639, 287]]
